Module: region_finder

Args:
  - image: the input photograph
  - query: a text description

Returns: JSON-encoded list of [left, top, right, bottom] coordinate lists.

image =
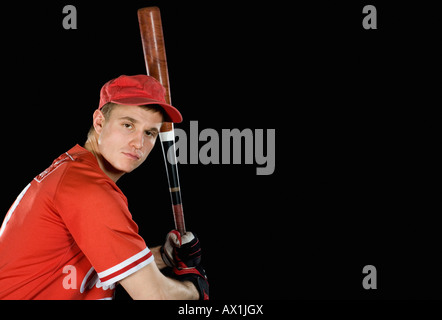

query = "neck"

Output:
[[84, 134, 124, 183]]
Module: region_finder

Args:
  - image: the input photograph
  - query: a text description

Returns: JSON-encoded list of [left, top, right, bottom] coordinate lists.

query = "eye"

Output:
[[145, 130, 158, 138], [123, 123, 133, 129]]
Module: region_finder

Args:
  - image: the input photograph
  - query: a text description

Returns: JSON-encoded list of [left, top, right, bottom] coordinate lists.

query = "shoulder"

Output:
[[53, 146, 127, 207], [35, 145, 97, 184]]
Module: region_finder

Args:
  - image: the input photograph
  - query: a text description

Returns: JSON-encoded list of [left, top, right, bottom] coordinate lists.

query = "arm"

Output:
[[119, 260, 199, 300], [121, 231, 208, 300]]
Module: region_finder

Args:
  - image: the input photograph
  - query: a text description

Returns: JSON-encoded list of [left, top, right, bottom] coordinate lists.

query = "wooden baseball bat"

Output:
[[137, 6, 186, 235]]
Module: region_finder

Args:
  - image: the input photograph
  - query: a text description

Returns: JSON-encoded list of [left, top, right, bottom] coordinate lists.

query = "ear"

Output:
[[92, 109, 105, 135]]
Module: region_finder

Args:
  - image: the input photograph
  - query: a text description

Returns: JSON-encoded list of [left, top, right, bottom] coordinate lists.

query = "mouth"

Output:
[[122, 152, 141, 161]]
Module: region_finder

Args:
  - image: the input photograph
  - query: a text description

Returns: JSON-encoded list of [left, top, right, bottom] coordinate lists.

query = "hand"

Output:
[[173, 265, 209, 300], [161, 230, 202, 269]]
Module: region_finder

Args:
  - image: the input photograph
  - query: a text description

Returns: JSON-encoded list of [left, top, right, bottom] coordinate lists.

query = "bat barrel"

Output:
[[137, 7, 172, 106]]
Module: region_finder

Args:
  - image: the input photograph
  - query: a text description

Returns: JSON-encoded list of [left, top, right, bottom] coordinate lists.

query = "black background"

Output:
[[1, 1, 439, 300]]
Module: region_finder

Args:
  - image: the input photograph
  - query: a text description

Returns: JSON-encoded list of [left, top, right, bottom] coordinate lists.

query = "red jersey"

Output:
[[0, 145, 153, 299]]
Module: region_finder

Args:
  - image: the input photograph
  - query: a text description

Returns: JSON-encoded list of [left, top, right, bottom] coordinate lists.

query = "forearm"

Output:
[[119, 260, 199, 300], [150, 245, 167, 270], [160, 277, 199, 300]]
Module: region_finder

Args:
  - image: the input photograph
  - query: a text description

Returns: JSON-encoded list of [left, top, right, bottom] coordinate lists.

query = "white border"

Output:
[[98, 248, 154, 286]]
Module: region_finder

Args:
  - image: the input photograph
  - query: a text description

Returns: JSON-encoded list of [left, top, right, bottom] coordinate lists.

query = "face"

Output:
[[93, 104, 163, 178]]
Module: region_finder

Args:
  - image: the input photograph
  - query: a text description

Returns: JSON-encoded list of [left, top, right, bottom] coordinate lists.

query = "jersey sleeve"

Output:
[[54, 164, 154, 287]]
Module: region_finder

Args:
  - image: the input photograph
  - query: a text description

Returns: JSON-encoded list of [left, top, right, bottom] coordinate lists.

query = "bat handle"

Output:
[[172, 204, 186, 236], [160, 126, 186, 236]]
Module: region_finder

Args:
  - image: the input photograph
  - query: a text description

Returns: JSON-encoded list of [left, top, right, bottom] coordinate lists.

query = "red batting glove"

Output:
[[161, 230, 202, 269]]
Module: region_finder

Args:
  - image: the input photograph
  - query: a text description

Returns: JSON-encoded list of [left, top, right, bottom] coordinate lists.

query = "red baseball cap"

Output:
[[99, 75, 182, 123]]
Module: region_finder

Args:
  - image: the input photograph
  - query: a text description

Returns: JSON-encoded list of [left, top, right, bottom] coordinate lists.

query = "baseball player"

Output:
[[0, 75, 208, 300]]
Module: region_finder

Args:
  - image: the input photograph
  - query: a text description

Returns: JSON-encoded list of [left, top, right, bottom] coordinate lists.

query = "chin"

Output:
[[113, 164, 136, 174], [117, 161, 142, 173]]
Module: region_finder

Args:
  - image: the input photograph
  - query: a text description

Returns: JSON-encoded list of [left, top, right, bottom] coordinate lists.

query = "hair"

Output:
[[87, 102, 167, 139]]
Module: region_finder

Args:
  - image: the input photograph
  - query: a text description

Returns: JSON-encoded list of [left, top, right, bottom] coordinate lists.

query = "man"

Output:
[[0, 75, 208, 300]]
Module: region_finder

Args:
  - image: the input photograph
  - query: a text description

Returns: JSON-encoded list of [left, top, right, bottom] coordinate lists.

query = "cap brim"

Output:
[[110, 97, 183, 123]]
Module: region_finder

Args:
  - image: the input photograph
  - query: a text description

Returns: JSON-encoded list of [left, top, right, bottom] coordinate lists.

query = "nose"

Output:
[[130, 131, 144, 150]]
